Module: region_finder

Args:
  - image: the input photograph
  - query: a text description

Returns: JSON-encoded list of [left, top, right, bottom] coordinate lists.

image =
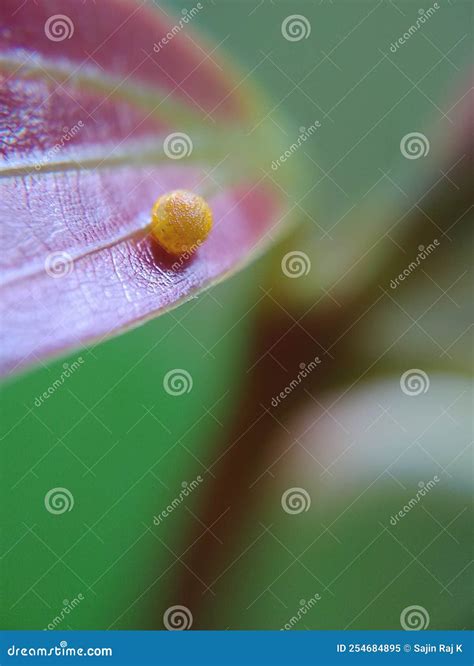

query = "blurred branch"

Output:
[[159, 97, 473, 628]]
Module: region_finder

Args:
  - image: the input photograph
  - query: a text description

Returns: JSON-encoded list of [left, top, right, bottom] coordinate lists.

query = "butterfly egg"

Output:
[[150, 190, 213, 256]]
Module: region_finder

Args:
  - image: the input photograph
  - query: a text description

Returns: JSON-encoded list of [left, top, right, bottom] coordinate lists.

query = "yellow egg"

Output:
[[150, 190, 213, 256]]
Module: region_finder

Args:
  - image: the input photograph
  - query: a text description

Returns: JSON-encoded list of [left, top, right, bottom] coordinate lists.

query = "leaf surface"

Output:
[[0, 0, 292, 375]]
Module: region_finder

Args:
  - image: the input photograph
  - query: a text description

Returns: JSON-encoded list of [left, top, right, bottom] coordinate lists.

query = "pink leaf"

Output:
[[0, 0, 292, 376]]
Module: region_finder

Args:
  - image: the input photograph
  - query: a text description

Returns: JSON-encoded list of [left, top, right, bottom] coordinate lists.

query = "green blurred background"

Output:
[[1, 0, 472, 631]]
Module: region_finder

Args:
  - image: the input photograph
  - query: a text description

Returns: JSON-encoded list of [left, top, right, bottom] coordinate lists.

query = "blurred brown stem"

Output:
[[158, 146, 472, 628]]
